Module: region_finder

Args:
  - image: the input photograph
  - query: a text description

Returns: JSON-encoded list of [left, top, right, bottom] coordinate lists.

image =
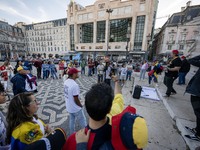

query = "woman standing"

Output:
[[140, 60, 148, 81], [6, 92, 53, 150]]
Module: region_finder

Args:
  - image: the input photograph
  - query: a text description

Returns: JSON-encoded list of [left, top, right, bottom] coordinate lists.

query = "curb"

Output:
[[156, 87, 198, 150]]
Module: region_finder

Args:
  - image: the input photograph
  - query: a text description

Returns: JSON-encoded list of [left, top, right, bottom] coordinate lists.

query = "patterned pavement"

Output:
[[35, 73, 97, 132]]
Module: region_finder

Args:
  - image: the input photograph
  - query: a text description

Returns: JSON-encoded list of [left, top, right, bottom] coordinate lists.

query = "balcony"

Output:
[[186, 39, 196, 44]]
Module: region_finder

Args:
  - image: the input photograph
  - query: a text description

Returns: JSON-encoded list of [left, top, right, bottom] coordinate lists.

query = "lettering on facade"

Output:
[[95, 46, 103, 49], [115, 45, 121, 49], [98, 3, 105, 9], [81, 46, 85, 49]]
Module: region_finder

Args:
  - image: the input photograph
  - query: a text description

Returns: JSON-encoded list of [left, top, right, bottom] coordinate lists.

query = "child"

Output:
[[42, 61, 48, 79]]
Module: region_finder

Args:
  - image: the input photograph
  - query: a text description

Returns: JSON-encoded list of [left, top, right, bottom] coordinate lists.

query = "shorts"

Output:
[[120, 74, 126, 80]]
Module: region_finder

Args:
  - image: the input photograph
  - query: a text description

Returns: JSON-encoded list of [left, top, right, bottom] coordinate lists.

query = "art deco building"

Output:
[[67, 0, 158, 60]]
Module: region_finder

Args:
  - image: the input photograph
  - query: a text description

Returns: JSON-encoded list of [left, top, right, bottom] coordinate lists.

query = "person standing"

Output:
[[50, 62, 58, 79], [163, 50, 182, 97], [104, 62, 111, 86], [177, 56, 190, 85], [88, 59, 93, 76], [13, 60, 23, 75], [0, 60, 10, 91], [64, 68, 87, 135], [80, 59, 86, 75], [58, 60, 65, 79], [34, 58, 42, 79], [126, 61, 133, 81], [139, 60, 148, 80], [120, 64, 127, 87], [97, 61, 104, 83], [185, 55, 200, 142]]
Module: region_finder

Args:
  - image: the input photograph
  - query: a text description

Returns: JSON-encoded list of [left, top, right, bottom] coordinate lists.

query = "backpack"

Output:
[[25, 74, 37, 92]]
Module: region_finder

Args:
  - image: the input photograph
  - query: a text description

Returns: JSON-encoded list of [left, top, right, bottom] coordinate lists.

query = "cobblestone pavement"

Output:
[[35, 74, 97, 132]]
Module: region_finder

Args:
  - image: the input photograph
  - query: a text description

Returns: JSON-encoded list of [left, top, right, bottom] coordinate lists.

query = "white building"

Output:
[[67, 0, 158, 60], [24, 18, 68, 58], [155, 2, 200, 57]]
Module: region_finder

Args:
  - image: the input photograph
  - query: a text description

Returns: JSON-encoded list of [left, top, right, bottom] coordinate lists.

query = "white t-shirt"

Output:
[[33, 117, 45, 135], [141, 63, 148, 70], [127, 64, 132, 71], [64, 78, 81, 113], [97, 64, 104, 75], [121, 67, 127, 75], [105, 67, 111, 79]]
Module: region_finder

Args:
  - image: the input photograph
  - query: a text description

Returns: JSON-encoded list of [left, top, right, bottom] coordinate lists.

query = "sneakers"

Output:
[[163, 94, 169, 97], [185, 126, 197, 134], [185, 134, 200, 142], [171, 92, 177, 95]]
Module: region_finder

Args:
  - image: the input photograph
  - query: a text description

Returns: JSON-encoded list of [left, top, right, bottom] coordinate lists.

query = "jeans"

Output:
[[140, 69, 146, 80], [43, 71, 47, 79], [88, 68, 92, 76], [98, 74, 103, 83], [163, 76, 176, 96], [81, 67, 85, 75], [126, 70, 132, 81], [51, 70, 58, 79], [178, 72, 187, 84], [191, 95, 200, 136], [149, 75, 158, 84], [69, 109, 87, 135]]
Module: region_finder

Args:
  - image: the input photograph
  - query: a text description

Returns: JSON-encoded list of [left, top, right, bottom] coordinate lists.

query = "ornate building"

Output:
[[0, 20, 26, 60]]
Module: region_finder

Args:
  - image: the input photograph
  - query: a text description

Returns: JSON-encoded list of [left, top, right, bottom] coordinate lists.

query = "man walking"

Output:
[[64, 68, 87, 135], [177, 56, 190, 85], [97, 61, 104, 83], [185, 55, 200, 142], [163, 50, 182, 97]]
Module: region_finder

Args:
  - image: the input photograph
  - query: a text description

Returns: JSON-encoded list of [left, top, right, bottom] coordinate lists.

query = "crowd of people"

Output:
[[0, 50, 199, 149]]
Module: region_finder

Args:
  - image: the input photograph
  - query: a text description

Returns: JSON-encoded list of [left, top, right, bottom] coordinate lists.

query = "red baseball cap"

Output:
[[172, 49, 179, 55], [181, 55, 186, 59], [68, 68, 80, 75]]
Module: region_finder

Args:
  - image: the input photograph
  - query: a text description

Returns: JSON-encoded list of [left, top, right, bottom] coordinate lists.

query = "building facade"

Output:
[[155, 2, 200, 57], [24, 18, 68, 58], [0, 20, 26, 60], [67, 0, 158, 60]]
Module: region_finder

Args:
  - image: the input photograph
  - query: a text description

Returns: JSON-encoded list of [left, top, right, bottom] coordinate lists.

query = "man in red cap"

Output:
[[163, 50, 182, 97], [64, 68, 87, 135], [177, 56, 190, 85]]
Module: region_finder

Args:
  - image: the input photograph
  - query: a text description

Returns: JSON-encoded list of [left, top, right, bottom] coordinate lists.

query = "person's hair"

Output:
[[0, 83, 5, 92], [6, 92, 37, 144], [85, 83, 114, 121], [16, 60, 22, 66], [4, 60, 9, 66]]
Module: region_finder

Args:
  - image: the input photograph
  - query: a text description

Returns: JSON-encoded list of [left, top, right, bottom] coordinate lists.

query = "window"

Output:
[[110, 18, 132, 42], [168, 45, 172, 50], [179, 45, 184, 50], [81, 23, 93, 43], [97, 21, 106, 43], [134, 16, 145, 51], [169, 35, 174, 41]]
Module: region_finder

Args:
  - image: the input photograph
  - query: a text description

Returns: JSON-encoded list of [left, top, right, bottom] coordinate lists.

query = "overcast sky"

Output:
[[0, 0, 199, 28]]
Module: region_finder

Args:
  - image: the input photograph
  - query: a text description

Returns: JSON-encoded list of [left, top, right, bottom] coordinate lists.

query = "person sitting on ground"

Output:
[[63, 76, 124, 150], [6, 92, 53, 150], [0, 83, 10, 150], [11, 66, 29, 95]]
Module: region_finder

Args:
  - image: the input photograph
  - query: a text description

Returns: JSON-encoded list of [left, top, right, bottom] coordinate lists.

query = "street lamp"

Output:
[[126, 26, 131, 60], [106, 8, 113, 56], [146, 34, 151, 60]]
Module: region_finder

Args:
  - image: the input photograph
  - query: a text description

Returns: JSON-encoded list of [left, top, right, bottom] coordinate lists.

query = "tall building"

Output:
[[155, 2, 200, 57], [24, 18, 68, 58], [67, 0, 158, 60], [0, 20, 26, 60]]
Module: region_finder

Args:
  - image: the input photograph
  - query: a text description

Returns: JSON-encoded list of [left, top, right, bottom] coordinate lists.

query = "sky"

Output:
[[0, 0, 200, 28]]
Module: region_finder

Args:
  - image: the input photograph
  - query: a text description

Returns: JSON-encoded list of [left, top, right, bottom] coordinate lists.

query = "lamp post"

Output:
[[146, 34, 151, 60], [106, 8, 113, 56], [126, 26, 131, 61]]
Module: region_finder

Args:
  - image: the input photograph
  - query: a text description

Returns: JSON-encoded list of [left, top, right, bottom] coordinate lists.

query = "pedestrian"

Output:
[[148, 61, 158, 87], [64, 68, 87, 135], [163, 50, 182, 97], [13, 60, 23, 74], [33, 58, 42, 79], [25, 72, 38, 93], [42, 61, 48, 79], [0, 60, 10, 91], [6, 92, 53, 150], [88, 59, 93, 76], [185, 55, 200, 142], [104, 62, 112, 86], [126, 60, 133, 81], [0, 82, 11, 150], [63, 75, 125, 150], [139, 60, 148, 80], [10, 66, 28, 95], [80, 59, 86, 75], [50, 62, 58, 79], [58, 60, 65, 79], [120, 64, 127, 87], [24, 58, 32, 72], [177, 56, 190, 85], [97, 61, 104, 83]]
